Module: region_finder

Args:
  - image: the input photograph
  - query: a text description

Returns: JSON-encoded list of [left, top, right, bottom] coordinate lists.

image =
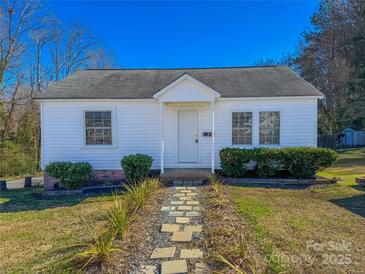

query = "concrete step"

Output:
[[173, 180, 203, 186]]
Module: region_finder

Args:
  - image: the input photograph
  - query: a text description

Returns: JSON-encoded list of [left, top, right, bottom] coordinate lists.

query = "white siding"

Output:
[[214, 98, 318, 167], [42, 100, 161, 170], [41, 97, 318, 171]]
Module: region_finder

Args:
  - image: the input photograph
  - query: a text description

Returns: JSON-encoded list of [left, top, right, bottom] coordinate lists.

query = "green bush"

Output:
[[45, 161, 72, 184], [284, 147, 337, 178], [219, 148, 255, 177], [0, 141, 37, 177], [219, 147, 337, 178], [66, 162, 93, 189], [45, 161, 93, 189], [120, 154, 153, 181], [255, 148, 285, 178]]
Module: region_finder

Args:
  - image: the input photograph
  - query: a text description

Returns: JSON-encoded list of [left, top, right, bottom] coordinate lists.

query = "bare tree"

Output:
[[0, 0, 37, 88]]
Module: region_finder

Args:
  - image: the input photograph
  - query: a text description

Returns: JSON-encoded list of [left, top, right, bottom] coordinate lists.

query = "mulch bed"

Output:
[[201, 184, 268, 273], [100, 187, 169, 273]]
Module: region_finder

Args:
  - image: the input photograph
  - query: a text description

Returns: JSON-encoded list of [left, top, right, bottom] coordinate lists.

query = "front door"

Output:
[[178, 110, 199, 163]]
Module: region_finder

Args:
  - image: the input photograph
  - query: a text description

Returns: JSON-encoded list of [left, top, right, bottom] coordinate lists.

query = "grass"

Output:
[[0, 188, 115, 273], [0, 178, 162, 273], [232, 147, 365, 273]]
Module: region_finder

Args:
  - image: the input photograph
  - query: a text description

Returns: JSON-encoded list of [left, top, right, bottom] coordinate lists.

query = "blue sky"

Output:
[[47, 1, 319, 68]]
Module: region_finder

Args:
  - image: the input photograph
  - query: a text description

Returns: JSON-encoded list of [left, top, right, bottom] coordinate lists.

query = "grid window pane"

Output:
[[259, 112, 280, 145], [232, 112, 252, 145], [85, 111, 112, 145]]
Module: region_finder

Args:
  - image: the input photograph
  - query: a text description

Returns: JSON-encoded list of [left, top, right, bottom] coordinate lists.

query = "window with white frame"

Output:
[[85, 111, 112, 145], [259, 111, 280, 145], [232, 112, 252, 145]]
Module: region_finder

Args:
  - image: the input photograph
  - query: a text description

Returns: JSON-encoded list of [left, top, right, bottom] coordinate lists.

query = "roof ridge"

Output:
[[84, 65, 280, 71]]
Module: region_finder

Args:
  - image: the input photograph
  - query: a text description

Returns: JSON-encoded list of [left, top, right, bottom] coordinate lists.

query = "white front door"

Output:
[[178, 110, 199, 163]]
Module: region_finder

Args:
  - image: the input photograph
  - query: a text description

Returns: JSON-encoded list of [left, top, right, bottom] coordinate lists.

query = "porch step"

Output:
[[160, 168, 211, 181], [173, 180, 203, 186]]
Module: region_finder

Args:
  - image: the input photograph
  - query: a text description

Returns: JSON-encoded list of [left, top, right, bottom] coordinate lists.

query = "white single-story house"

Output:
[[35, 66, 323, 184]]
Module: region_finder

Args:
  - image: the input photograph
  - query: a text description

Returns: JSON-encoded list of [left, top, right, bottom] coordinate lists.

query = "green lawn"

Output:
[[233, 148, 365, 273], [0, 188, 114, 273]]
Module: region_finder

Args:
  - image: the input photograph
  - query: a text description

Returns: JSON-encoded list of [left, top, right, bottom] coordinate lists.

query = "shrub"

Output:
[[220, 148, 255, 177], [45, 161, 92, 189], [284, 147, 337, 178], [255, 148, 284, 178], [219, 147, 337, 179], [120, 154, 153, 181], [66, 162, 93, 189], [45, 161, 72, 184]]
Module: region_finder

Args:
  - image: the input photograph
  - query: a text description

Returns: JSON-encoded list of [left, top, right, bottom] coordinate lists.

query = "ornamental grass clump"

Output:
[[107, 193, 130, 239], [207, 173, 227, 208], [215, 232, 257, 274], [66, 177, 161, 272], [69, 221, 120, 271], [123, 177, 161, 214]]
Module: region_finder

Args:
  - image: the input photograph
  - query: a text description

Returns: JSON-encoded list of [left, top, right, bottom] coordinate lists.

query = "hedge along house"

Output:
[[35, 66, 323, 189]]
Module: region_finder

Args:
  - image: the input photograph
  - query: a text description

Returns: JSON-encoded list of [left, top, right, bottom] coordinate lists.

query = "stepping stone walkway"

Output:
[[139, 181, 208, 274]]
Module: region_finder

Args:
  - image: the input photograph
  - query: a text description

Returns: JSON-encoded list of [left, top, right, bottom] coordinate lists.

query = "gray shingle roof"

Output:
[[35, 66, 323, 99]]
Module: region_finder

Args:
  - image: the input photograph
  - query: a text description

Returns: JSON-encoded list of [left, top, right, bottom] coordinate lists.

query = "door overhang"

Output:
[[153, 73, 221, 103]]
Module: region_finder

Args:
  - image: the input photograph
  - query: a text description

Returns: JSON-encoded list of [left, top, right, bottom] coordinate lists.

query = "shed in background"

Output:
[[341, 128, 365, 146]]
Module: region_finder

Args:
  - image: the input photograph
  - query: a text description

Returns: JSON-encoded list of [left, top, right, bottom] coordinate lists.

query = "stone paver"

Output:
[[180, 249, 203, 259], [171, 201, 184, 205], [185, 225, 202, 233], [186, 211, 200, 217], [150, 247, 176, 259], [161, 206, 176, 211], [169, 211, 184, 217], [139, 265, 157, 274], [171, 231, 193, 242], [148, 181, 207, 272], [177, 205, 193, 211], [161, 260, 188, 274], [179, 196, 192, 201], [161, 224, 180, 232], [186, 201, 199, 205], [175, 217, 190, 224]]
